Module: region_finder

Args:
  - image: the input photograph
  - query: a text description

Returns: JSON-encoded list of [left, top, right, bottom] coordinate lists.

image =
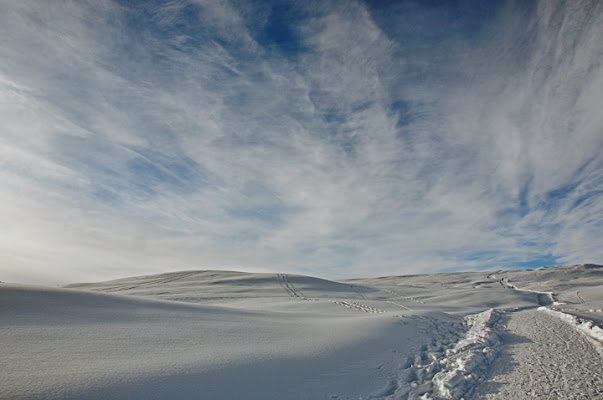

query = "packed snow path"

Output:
[[475, 309, 603, 399]]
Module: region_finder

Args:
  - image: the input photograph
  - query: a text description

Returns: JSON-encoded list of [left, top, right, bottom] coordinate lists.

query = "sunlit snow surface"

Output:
[[1, 265, 602, 399]]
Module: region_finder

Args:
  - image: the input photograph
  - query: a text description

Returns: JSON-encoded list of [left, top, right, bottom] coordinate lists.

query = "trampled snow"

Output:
[[433, 309, 501, 399], [539, 307, 603, 355], [1, 265, 602, 399]]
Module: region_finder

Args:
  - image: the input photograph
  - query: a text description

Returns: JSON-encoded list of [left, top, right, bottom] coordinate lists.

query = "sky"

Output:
[[1, 0, 602, 285]]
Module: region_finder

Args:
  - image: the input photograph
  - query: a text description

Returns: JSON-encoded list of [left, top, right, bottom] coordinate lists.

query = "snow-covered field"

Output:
[[1, 264, 602, 399]]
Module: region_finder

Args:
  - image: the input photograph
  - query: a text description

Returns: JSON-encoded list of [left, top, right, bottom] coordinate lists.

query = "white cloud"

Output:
[[0, 0, 601, 284]]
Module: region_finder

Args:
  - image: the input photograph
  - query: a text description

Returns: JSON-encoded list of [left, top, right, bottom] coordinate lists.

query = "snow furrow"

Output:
[[277, 273, 308, 300]]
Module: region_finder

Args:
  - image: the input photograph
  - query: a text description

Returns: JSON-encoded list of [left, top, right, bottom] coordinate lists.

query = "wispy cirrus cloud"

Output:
[[0, 0, 601, 284]]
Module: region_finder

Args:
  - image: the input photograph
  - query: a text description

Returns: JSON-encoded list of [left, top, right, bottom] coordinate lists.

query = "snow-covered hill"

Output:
[[1, 264, 602, 399]]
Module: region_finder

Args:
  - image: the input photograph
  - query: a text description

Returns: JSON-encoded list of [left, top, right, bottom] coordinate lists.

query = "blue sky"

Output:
[[1, 0, 602, 284]]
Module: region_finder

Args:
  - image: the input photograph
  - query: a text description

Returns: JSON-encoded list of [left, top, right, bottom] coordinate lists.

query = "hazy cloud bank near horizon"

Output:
[[1, 0, 602, 284]]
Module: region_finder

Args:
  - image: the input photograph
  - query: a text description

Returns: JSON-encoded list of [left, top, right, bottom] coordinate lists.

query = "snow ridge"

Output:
[[432, 309, 501, 399], [372, 310, 501, 400], [539, 307, 603, 355]]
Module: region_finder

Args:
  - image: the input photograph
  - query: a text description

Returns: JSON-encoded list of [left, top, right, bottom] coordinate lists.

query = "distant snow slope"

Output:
[[0, 284, 429, 399], [1, 264, 602, 399]]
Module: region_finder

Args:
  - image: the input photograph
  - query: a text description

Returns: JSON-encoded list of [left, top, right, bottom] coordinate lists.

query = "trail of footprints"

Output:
[[380, 288, 425, 304], [332, 300, 386, 314], [379, 318, 467, 399], [277, 274, 387, 313], [331, 286, 422, 314]]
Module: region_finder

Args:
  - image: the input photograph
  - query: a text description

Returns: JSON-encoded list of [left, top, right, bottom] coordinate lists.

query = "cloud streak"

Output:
[[0, 0, 601, 284]]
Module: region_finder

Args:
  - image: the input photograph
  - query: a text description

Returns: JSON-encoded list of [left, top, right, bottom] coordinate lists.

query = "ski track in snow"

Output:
[[276, 274, 388, 313], [276, 273, 308, 300], [350, 284, 369, 300], [101, 271, 202, 293]]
